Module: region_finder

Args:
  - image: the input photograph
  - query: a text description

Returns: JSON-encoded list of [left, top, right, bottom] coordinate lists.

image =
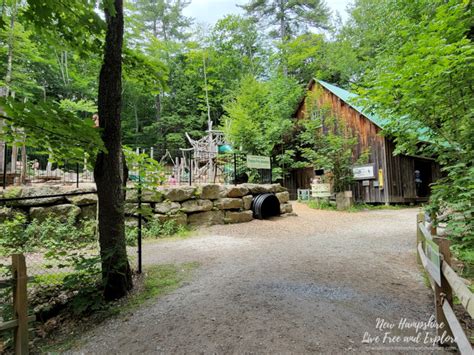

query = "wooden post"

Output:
[[430, 216, 454, 345], [416, 211, 424, 265], [11, 144, 17, 174], [19, 144, 26, 185], [12, 254, 28, 354]]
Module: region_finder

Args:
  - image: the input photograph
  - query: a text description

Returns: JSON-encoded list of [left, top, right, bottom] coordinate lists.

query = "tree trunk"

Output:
[[94, 0, 132, 301], [20, 144, 26, 184], [10, 144, 17, 174], [279, 0, 288, 76]]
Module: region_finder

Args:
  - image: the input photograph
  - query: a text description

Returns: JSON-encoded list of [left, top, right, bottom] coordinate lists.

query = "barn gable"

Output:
[[285, 79, 439, 204]]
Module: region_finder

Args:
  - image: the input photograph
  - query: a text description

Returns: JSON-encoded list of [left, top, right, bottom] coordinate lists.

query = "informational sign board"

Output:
[[311, 183, 331, 198], [425, 238, 441, 269], [352, 164, 375, 180], [246, 155, 271, 169]]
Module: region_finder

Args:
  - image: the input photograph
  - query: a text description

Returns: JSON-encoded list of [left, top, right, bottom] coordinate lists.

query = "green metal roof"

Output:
[[316, 79, 388, 129]]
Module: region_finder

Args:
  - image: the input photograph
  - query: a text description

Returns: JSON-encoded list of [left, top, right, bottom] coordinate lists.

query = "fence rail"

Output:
[[1, 145, 274, 188], [0, 254, 35, 355], [416, 212, 473, 354]]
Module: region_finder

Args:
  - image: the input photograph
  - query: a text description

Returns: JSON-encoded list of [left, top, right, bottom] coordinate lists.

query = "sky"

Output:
[[183, 0, 353, 26]]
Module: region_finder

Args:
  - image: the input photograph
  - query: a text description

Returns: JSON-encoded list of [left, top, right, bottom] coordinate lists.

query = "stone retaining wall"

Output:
[[0, 184, 293, 227]]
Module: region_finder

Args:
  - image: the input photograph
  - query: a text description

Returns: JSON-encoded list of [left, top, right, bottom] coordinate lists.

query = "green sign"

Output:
[[247, 155, 271, 169], [425, 238, 440, 268]]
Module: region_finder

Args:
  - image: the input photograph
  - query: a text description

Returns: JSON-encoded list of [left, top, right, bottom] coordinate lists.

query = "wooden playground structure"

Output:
[[159, 123, 231, 185]]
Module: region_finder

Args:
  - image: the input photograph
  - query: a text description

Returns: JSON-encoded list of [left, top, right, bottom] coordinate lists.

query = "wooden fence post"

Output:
[[430, 218, 454, 345], [12, 254, 28, 355], [416, 211, 424, 265]]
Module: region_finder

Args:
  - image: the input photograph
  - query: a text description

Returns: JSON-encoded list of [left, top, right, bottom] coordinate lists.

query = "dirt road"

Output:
[[78, 203, 448, 354]]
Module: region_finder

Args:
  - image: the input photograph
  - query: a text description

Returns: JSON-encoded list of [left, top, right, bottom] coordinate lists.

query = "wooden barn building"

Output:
[[285, 79, 440, 203]]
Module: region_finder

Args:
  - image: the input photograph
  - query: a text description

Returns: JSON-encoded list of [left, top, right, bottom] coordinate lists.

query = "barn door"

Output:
[[401, 157, 416, 199]]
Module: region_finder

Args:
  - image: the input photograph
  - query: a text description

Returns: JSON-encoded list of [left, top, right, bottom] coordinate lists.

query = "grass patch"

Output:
[[126, 220, 194, 246], [305, 199, 336, 211], [346, 203, 404, 212], [118, 262, 199, 312], [35, 262, 199, 353], [303, 199, 409, 212]]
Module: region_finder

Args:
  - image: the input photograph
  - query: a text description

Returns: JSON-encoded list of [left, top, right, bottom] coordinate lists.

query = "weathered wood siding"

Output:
[[295, 82, 388, 203], [281, 167, 314, 200], [384, 140, 440, 202], [290, 81, 441, 203]]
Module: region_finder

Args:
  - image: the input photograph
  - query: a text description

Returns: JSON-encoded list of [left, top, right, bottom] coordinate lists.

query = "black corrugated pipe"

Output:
[[251, 193, 280, 219]]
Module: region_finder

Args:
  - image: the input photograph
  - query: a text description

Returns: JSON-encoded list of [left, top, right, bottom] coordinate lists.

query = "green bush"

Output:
[[0, 212, 96, 255], [0, 212, 102, 317], [125, 219, 188, 246], [306, 199, 335, 211]]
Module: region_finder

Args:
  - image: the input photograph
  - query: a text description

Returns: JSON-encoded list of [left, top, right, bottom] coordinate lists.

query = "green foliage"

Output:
[[143, 219, 187, 239], [306, 198, 335, 211], [224, 75, 302, 156], [20, 0, 105, 55], [0, 212, 103, 317], [0, 98, 104, 163], [124, 146, 166, 189], [280, 33, 339, 84], [241, 0, 330, 41], [356, 0, 473, 268], [125, 219, 188, 246], [0, 212, 96, 255]]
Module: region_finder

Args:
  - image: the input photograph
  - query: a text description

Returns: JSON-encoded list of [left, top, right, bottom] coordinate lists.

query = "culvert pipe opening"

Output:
[[251, 193, 281, 220]]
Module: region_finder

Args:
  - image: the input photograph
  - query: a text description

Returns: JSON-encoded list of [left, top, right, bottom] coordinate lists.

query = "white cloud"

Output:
[[184, 0, 353, 26]]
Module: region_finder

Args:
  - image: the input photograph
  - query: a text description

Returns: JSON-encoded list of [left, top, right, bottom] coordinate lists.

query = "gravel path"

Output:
[[77, 203, 449, 354]]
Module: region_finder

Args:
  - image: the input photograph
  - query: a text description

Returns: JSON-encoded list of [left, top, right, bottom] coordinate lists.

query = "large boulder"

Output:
[[226, 186, 249, 198], [79, 204, 97, 220], [242, 195, 253, 210], [126, 188, 163, 203], [198, 184, 222, 200], [0, 207, 27, 223], [181, 199, 213, 213], [66, 193, 97, 206], [125, 203, 152, 217], [224, 210, 253, 224], [280, 203, 293, 214], [154, 201, 181, 214], [164, 186, 196, 202], [125, 217, 138, 227], [271, 184, 287, 193], [153, 213, 187, 226], [275, 191, 290, 204], [240, 184, 273, 195], [13, 186, 66, 207], [0, 207, 14, 222], [30, 204, 81, 223], [214, 198, 243, 210], [187, 210, 224, 227]]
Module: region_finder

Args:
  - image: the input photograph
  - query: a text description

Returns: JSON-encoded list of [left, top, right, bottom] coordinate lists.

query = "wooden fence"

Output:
[[417, 212, 473, 354], [0, 254, 35, 355]]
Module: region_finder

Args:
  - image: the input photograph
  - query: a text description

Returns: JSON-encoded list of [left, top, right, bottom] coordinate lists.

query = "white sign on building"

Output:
[[352, 164, 375, 180]]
